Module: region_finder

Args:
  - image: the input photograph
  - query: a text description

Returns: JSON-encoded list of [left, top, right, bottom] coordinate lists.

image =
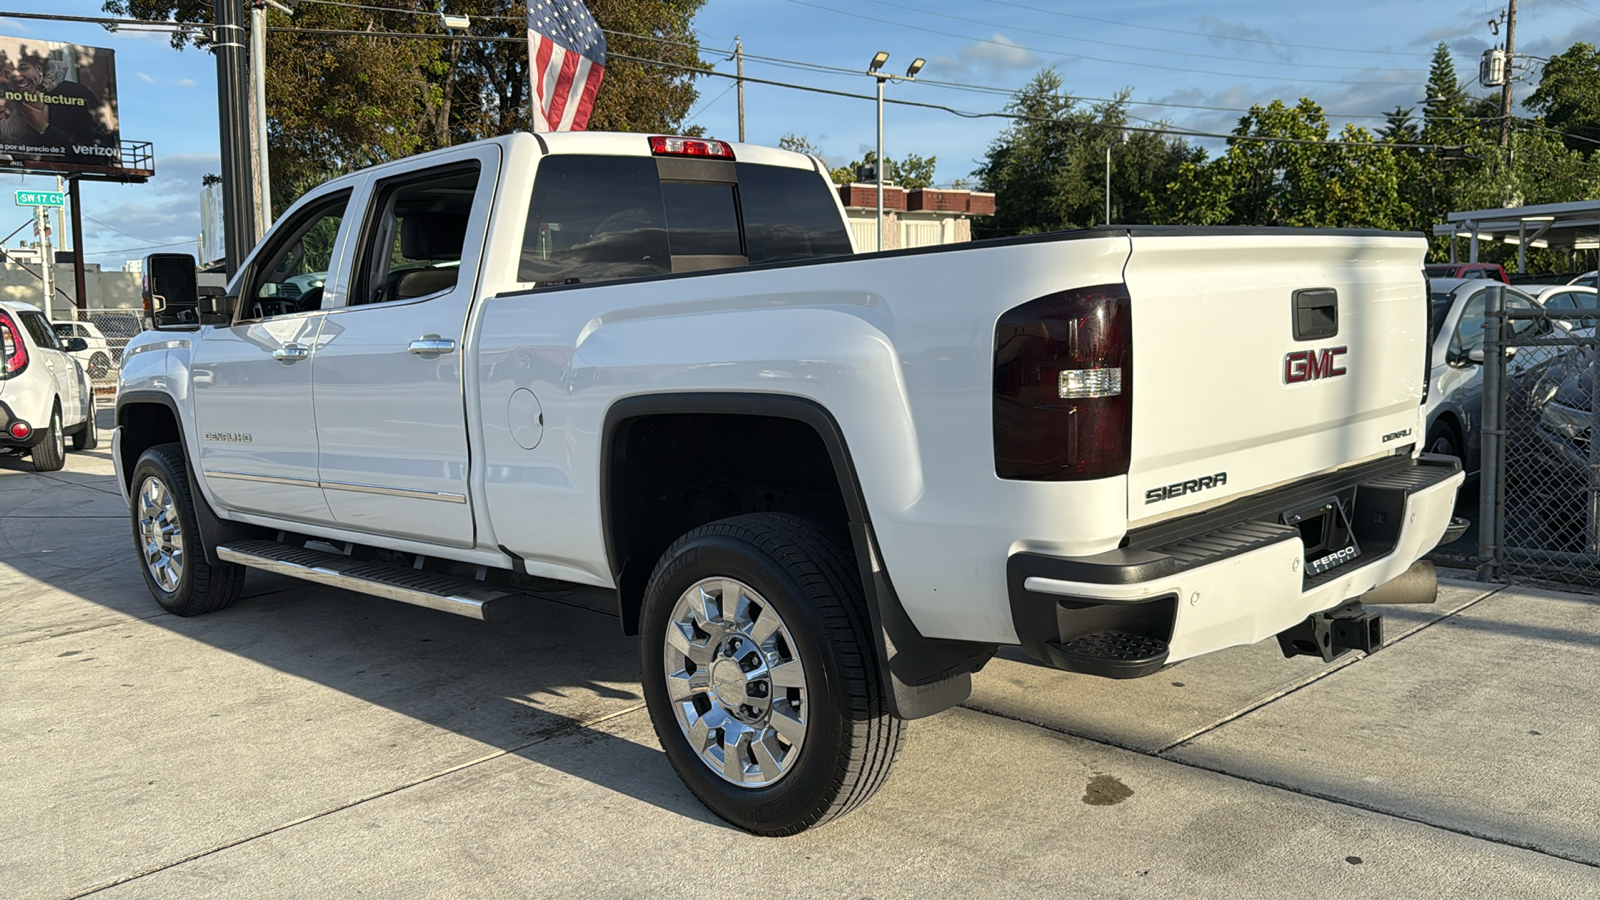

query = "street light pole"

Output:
[[867, 52, 923, 253], [875, 72, 884, 251], [1104, 131, 1127, 226]]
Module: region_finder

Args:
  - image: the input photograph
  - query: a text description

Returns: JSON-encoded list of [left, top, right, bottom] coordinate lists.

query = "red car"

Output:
[[1424, 262, 1510, 283]]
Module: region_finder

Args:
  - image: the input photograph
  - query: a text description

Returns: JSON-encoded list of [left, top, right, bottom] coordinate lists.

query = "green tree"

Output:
[[972, 69, 1200, 235], [825, 150, 938, 189], [1164, 99, 1409, 230], [1527, 42, 1600, 154], [102, 0, 705, 212]]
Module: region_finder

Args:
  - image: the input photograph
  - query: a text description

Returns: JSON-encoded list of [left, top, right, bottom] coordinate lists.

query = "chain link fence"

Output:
[[1479, 285, 1600, 587], [53, 308, 144, 394]]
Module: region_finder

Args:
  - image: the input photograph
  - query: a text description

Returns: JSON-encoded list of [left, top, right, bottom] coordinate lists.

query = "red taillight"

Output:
[[0, 310, 26, 377], [9, 421, 30, 439], [993, 283, 1132, 480], [648, 135, 736, 159]]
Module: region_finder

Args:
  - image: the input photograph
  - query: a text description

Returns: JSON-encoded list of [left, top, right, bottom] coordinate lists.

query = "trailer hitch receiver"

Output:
[[1276, 600, 1383, 662]]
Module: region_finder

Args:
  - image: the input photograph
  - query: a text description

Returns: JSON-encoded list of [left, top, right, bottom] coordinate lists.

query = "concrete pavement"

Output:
[[3, 440, 1598, 898]]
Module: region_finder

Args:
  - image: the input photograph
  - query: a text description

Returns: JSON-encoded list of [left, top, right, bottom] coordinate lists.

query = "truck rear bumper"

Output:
[[1007, 453, 1464, 677]]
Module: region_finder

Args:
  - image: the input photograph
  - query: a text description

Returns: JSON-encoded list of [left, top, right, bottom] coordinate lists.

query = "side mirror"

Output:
[[143, 252, 201, 331], [62, 337, 88, 352], [1466, 347, 1485, 365]]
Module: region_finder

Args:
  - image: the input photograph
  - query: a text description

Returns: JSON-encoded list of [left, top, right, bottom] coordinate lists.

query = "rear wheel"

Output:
[[130, 443, 245, 616], [71, 395, 98, 451], [30, 406, 65, 472], [1425, 420, 1461, 462], [639, 513, 902, 836]]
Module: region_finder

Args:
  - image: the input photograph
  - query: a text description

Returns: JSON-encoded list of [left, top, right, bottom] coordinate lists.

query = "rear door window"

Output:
[[19, 310, 59, 350]]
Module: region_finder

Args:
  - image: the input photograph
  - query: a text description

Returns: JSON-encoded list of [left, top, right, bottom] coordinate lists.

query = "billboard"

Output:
[[0, 35, 122, 176]]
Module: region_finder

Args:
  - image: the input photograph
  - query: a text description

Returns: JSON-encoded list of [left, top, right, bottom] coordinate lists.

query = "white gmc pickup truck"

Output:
[[113, 132, 1464, 835]]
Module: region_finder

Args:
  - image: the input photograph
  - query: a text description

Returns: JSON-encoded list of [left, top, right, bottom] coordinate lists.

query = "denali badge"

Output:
[[1145, 472, 1227, 504], [1306, 543, 1361, 576], [1382, 427, 1413, 443], [204, 432, 253, 443], [1284, 346, 1347, 384]]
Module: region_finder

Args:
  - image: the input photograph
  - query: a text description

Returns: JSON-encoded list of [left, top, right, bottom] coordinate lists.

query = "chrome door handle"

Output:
[[272, 344, 310, 362], [409, 337, 456, 355]]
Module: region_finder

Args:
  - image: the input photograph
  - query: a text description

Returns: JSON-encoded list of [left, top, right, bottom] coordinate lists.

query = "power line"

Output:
[[1551, 0, 1600, 19], [265, 25, 1467, 151], [977, 0, 1428, 58], [777, 0, 1420, 86], [850, 0, 1418, 74], [0, 10, 199, 30]]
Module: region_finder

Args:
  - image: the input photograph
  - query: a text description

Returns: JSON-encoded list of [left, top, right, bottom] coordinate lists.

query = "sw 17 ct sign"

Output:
[[15, 190, 63, 207]]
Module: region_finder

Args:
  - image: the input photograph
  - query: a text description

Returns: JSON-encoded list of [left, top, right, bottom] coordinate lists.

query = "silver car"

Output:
[[1425, 278, 1547, 475]]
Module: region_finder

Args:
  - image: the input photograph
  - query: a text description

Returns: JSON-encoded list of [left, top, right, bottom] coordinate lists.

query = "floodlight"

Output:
[[441, 13, 471, 30], [905, 57, 925, 77], [869, 51, 889, 72]]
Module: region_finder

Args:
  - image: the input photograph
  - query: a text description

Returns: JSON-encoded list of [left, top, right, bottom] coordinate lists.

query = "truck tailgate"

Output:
[[1123, 232, 1427, 525]]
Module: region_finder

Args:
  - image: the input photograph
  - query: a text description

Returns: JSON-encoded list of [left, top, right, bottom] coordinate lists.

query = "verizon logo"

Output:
[[71, 145, 120, 158]]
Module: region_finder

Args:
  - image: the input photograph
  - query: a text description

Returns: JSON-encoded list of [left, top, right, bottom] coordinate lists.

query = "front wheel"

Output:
[[639, 513, 902, 836], [129, 443, 245, 616]]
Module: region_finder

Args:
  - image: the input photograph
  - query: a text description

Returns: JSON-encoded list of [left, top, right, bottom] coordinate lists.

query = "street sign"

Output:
[[15, 191, 65, 208]]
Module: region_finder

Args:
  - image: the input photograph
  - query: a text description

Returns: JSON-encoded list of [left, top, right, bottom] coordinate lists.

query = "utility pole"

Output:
[[34, 206, 53, 324], [735, 36, 745, 143], [213, 0, 258, 276], [1498, 0, 1517, 153], [249, 0, 272, 234]]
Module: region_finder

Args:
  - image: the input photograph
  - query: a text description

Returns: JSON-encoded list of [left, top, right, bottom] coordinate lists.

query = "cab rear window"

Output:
[[519, 155, 851, 285]]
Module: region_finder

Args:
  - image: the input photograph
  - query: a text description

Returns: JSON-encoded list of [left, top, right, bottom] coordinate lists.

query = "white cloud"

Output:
[[1193, 16, 1296, 63], [171, 78, 195, 88], [135, 72, 154, 83], [927, 34, 1044, 84], [79, 153, 217, 265]]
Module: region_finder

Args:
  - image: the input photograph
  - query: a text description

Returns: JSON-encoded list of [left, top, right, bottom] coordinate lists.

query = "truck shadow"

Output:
[[0, 454, 730, 832]]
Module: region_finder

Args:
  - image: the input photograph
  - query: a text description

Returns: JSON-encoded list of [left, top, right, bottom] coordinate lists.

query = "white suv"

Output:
[[0, 300, 98, 471], [52, 320, 117, 381]]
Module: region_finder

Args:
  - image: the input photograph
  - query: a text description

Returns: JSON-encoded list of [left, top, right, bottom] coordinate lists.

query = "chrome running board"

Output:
[[217, 539, 512, 620]]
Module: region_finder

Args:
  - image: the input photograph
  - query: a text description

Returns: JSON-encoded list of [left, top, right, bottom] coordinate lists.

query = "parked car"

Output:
[[51, 320, 117, 380], [113, 132, 1464, 835], [0, 301, 99, 470], [1425, 262, 1510, 284], [1569, 271, 1597, 288], [1425, 278, 1549, 474]]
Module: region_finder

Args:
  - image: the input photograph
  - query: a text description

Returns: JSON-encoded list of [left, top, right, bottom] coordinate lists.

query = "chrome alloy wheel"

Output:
[[663, 578, 808, 787], [50, 411, 63, 458], [137, 475, 185, 593]]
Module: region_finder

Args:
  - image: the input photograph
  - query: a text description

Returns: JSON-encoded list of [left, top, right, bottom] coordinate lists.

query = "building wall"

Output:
[[0, 263, 143, 316]]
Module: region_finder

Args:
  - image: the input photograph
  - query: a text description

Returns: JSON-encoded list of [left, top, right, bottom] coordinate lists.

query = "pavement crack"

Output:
[[1150, 583, 1508, 754], [68, 702, 650, 898]]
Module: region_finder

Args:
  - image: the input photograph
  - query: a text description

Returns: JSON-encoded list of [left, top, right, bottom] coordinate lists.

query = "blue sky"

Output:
[[5, 0, 1599, 269]]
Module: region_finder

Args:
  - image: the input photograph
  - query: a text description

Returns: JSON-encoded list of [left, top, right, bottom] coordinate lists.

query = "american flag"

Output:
[[527, 0, 608, 132]]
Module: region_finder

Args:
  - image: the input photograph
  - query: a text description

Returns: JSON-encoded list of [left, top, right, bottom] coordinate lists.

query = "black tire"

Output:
[[87, 352, 110, 380], [1425, 420, 1461, 462], [71, 394, 98, 451], [129, 442, 246, 616], [30, 405, 65, 472], [639, 513, 903, 836]]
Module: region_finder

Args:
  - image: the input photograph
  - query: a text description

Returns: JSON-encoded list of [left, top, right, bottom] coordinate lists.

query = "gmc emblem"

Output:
[[1285, 346, 1347, 384]]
